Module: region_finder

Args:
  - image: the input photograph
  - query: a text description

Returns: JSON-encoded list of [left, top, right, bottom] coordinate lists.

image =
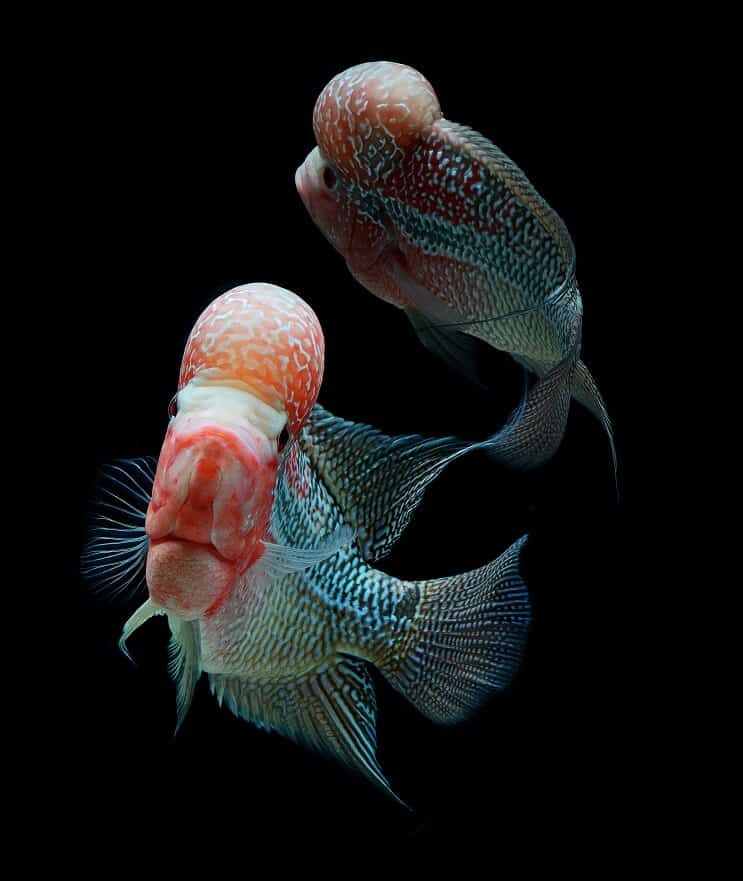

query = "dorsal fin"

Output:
[[437, 119, 576, 274], [300, 404, 486, 563]]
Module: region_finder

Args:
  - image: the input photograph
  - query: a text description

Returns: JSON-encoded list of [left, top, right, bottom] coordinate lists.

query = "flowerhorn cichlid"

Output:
[[296, 61, 616, 481], [82, 283, 530, 805]]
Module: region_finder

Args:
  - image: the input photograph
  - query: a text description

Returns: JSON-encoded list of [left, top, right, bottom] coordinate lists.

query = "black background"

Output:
[[52, 23, 653, 859]]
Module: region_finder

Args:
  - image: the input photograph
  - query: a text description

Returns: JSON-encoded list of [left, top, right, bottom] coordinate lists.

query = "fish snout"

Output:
[[295, 160, 311, 211], [147, 419, 276, 571]]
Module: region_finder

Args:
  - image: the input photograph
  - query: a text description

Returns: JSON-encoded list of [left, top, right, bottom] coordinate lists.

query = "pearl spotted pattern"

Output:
[[179, 284, 324, 434], [301, 61, 615, 477]]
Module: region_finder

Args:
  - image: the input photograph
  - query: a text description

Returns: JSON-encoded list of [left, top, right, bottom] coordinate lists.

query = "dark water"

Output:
[[51, 31, 652, 858]]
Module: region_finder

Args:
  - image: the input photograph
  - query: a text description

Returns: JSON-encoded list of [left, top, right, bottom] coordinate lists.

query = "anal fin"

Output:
[[209, 657, 407, 808]]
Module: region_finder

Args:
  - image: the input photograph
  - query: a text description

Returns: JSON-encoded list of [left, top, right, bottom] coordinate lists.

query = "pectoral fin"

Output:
[[209, 657, 407, 807], [260, 525, 355, 577], [119, 600, 201, 732], [168, 617, 202, 733], [405, 307, 486, 388], [119, 598, 165, 661]]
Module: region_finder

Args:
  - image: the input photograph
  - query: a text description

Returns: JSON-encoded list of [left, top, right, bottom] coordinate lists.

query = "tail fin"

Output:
[[488, 356, 618, 494], [487, 354, 576, 471], [382, 536, 530, 724], [573, 359, 618, 492]]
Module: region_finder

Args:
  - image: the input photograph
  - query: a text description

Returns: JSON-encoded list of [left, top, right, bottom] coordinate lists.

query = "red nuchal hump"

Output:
[[179, 283, 324, 433], [313, 61, 442, 180]]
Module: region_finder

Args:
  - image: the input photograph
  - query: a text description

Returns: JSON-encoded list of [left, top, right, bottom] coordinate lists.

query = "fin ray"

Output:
[[380, 535, 530, 724], [260, 525, 355, 576], [168, 617, 202, 732], [119, 598, 165, 661], [487, 353, 576, 469], [574, 359, 618, 492], [81, 457, 157, 601], [302, 405, 489, 562]]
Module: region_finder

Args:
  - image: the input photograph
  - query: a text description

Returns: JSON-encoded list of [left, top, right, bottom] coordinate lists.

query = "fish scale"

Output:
[[326, 114, 575, 361], [84, 285, 531, 805], [297, 61, 616, 478], [200, 406, 529, 750]]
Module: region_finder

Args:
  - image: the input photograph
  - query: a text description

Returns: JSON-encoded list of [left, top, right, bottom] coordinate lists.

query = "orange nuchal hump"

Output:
[[179, 283, 324, 433], [313, 61, 442, 179]]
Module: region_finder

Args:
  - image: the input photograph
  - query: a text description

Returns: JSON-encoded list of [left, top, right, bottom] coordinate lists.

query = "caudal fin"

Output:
[[487, 355, 575, 471], [488, 355, 618, 494], [381, 536, 530, 724], [573, 359, 618, 493]]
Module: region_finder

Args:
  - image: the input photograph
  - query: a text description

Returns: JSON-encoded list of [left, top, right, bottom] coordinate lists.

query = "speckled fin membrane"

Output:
[[386, 535, 530, 724], [168, 617, 202, 732], [295, 404, 484, 563], [488, 351, 577, 471], [209, 657, 406, 806]]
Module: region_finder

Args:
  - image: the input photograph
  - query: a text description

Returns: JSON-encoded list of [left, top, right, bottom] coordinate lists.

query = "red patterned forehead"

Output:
[[313, 61, 441, 181], [179, 284, 324, 433]]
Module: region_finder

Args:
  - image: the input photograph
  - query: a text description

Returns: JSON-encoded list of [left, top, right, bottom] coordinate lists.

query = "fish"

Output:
[[296, 60, 616, 481], [82, 282, 530, 805]]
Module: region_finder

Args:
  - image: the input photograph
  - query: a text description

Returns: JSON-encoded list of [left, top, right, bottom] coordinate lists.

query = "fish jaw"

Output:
[[145, 382, 282, 619], [145, 539, 237, 620]]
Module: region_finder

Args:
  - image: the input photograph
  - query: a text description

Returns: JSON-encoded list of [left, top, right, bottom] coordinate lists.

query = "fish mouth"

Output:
[[150, 536, 233, 560], [295, 163, 312, 213]]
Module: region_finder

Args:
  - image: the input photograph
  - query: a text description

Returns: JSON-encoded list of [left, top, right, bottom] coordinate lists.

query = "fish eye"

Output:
[[278, 427, 290, 450], [168, 394, 178, 420], [322, 165, 336, 190]]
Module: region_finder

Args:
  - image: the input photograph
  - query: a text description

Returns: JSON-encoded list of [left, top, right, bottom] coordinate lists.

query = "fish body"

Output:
[[296, 61, 614, 476], [84, 283, 530, 803]]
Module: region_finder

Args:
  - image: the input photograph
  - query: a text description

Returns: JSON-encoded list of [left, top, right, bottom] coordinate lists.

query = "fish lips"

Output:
[[295, 159, 319, 220], [146, 537, 237, 620]]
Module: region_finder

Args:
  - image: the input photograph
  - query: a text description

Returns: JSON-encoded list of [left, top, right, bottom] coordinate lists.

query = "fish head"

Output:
[[145, 394, 280, 619], [296, 61, 441, 276], [145, 283, 324, 620]]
